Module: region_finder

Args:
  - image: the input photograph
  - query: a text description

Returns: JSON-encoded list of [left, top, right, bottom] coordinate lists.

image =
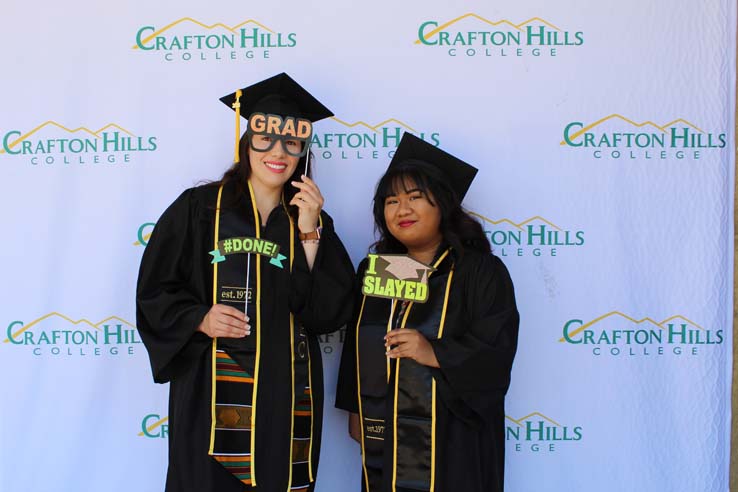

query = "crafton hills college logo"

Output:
[[416, 14, 584, 58], [134, 222, 156, 247], [312, 116, 440, 161], [561, 114, 727, 161], [506, 412, 582, 453], [132, 17, 297, 62], [469, 212, 585, 258], [139, 414, 169, 438], [559, 312, 724, 357], [317, 327, 346, 355], [4, 313, 142, 357], [1, 121, 157, 166]]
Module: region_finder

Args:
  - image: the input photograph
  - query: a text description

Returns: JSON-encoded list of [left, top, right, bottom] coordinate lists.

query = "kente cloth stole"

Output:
[[356, 250, 454, 492], [208, 182, 316, 489]]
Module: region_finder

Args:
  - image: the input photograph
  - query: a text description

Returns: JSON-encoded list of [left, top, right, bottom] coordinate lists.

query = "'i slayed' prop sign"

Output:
[[361, 254, 435, 303]]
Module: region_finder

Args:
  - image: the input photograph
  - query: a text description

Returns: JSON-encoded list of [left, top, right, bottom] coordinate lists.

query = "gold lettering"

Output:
[[366, 424, 385, 434]]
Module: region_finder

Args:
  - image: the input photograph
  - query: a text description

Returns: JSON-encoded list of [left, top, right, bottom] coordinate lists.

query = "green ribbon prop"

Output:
[[269, 253, 287, 269], [209, 249, 227, 264]]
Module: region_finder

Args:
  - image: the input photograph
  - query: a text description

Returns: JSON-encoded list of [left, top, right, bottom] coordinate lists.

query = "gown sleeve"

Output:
[[334, 259, 369, 413], [136, 189, 212, 383], [428, 253, 519, 427], [289, 211, 356, 335], [334, 312, 359, 413]]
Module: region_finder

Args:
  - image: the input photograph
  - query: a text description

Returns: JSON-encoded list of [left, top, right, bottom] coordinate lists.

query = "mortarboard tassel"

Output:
[[232, 89, 242, 163]]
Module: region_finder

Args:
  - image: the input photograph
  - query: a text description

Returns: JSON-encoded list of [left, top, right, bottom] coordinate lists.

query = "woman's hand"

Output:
[[198, 304, 250, 338], [290, 175, 324, 234], [348, 412, 361, 443], [385, 329, 440, 368]]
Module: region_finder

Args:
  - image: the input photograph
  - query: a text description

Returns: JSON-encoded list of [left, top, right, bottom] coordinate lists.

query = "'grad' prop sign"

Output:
[[246, 112, 313, 157], [361, 254, 435, 303], [209, 236, 287, 268]]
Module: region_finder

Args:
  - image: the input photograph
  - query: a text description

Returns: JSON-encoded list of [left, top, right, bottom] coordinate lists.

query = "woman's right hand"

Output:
[[198, 304, 250, 338], [348, 412, 361, 443]]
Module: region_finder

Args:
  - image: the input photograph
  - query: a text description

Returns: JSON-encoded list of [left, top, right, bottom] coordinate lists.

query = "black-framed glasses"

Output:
[[246, 133, 310, 157]]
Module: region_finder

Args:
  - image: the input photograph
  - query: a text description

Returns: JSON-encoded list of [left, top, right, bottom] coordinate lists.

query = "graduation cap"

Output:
[[389, 132, 478, 200], [382, 254, 435, 283], [220, 73, 334, 162]]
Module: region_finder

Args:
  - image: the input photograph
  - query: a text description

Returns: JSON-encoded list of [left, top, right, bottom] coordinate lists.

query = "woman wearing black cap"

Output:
[[336, 133, 519, 492], [137, 73, 355, 492]]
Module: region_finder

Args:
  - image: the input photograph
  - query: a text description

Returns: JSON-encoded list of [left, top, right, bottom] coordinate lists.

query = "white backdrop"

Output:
[[0, 0, 734, 491]]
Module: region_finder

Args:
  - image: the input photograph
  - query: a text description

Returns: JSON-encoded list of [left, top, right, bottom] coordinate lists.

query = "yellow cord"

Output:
[[232, 89, 242, 163]]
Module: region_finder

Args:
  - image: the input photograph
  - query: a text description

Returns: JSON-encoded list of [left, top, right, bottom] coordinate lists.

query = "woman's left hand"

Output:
[[385, 329, 440, 368], [290, 175, 324, 234]]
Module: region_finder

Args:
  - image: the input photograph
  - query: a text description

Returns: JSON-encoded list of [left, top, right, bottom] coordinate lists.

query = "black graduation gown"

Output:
[[137, 181, 355, 492], [336, 250, 519, 492]]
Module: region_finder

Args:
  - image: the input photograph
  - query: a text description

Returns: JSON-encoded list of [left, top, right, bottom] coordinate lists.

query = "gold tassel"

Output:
[[232, 89, 242, 163]]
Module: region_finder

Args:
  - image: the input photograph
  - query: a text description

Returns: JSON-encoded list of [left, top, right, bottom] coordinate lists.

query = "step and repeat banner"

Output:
[[1, 0, 735, 490]]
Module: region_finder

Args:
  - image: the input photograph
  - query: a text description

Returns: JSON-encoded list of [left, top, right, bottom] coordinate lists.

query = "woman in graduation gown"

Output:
[[137, 73, 355, 492], [336, 133, 519, 492]]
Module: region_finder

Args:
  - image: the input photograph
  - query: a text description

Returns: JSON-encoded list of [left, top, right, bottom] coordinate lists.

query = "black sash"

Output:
[[356, 250, 454, 492]]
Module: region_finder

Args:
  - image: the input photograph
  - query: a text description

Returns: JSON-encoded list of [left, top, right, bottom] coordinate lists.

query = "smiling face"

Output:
[[383, 176, 443, 253], [247, 135, 301, 192]]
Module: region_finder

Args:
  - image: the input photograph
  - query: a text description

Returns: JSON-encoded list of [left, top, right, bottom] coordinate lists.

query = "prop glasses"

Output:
[[246, 112, 313, 158]]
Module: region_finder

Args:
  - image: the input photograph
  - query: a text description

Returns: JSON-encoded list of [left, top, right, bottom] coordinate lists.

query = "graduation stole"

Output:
[[208, 181, 317, 490], [355, 250, 454, 492]]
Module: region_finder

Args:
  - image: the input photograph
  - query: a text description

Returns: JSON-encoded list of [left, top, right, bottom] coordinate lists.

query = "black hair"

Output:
[[372, 159, 491, 256]]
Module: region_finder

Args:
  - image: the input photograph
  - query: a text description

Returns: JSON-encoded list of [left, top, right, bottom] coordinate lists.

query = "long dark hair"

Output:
[[372, 159, 490, 256], [215, 132, 312, 221]]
